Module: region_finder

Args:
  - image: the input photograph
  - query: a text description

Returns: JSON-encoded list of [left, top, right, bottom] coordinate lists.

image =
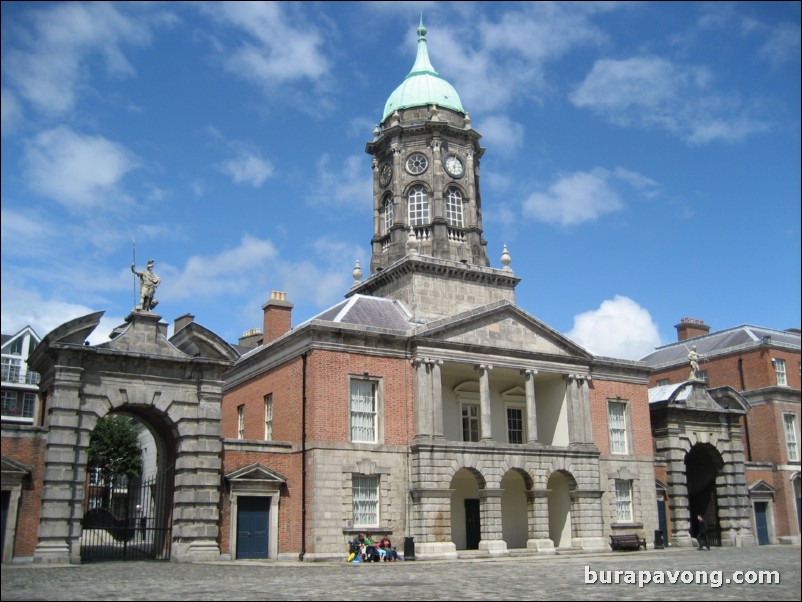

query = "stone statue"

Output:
[[688, 345, 700, 380], [131, 259, 161, 312]]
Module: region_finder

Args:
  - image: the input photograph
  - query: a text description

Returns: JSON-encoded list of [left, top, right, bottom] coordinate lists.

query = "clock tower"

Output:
[[351, 20, 519, 323]]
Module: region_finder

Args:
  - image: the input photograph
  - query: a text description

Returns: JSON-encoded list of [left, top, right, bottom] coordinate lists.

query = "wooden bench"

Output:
[[610, 533, 647, 551]]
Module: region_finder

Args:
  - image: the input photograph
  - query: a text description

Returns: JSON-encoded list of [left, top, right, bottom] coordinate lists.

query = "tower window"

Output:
[[383, 196, 394, 233], [446, 187, 464, 227], [408, 185, 430, 226]]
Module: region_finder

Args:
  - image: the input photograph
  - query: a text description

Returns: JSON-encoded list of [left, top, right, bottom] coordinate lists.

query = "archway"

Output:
[[547, 471, 573, 548], [450, 469, 483, 550], [501, 470, 529, 549], [80, 408, 177, 561], [685, 443, 723, 546]]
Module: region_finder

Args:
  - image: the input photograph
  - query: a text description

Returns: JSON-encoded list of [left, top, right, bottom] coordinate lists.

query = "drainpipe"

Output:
[[299, 352, 308, 561]]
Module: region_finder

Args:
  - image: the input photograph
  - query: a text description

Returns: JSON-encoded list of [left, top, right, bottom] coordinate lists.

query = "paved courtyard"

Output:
[[2, 545, 799, 601]]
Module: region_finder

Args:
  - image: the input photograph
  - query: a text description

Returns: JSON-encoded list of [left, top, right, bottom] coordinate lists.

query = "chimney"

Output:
[[238, 328, 263, 349], [262, 291, 293, 345], [675, 317, 710, 342], [174, 313, 195, 334]]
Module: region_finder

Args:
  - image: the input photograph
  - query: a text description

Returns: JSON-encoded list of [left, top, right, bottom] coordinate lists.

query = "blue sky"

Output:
[[2, 1, 800, 360]]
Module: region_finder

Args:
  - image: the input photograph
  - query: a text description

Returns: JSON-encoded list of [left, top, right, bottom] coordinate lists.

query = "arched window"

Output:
[[383, 196, 394, 233], [446, 187, 464, 227], [408, 185, 430, 226]]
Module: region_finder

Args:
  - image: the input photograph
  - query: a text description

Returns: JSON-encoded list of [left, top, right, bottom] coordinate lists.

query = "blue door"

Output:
[[237, 496, 270, 559], [754, 502, 769, 545]]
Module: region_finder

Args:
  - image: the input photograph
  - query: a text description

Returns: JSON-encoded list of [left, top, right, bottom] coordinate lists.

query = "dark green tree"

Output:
[[87, 415, 143, 508]]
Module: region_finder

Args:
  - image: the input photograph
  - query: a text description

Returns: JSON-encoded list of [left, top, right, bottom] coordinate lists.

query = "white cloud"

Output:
[[523, 168, 624, 226], [23, 126, 140, 208], [312, 154, 372, 210], [566, 296, 663, 360], [3, 2, 159, 117], [167, 235, 278, 301], [0, 284, 122, 346], [570, 56, 771, 144], [476, 115, 525, 157], [1, 88, 23, 136], [433, 4, 610, 113], [206, 2, 329, 90], [220, 148, 274, 187]]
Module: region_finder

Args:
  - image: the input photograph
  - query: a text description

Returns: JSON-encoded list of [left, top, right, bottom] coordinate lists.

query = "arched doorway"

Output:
[[80, 409, 176, 562], [686, 443, 723, 547], [501, 470, 529, 549], [547, 471, 574, 549], [450, 469, 484, 550]]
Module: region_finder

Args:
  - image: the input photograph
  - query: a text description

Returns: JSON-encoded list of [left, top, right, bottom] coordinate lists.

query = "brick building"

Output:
[[218, 22, 657, 561], [642, 319, 801, 546]]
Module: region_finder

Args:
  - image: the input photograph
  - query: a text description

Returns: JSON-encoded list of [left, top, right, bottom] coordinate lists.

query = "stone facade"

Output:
[[6, 310, 237, 564]]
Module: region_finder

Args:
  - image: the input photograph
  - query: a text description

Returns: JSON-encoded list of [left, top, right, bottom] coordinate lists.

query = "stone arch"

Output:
[[449, 467, 485, 550], [547, 469, 577, 549], [685, 443, 724, 544], [501, 468, 530, 549]]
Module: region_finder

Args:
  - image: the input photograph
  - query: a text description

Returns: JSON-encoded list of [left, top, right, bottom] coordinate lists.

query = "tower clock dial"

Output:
[[443, 154, 464, 178], [406, 153, 429, 175], [379, 162, 392, 187]]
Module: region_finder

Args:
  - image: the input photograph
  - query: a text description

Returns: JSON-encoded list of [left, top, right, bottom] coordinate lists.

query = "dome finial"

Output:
[[418, 14, 426, 39]]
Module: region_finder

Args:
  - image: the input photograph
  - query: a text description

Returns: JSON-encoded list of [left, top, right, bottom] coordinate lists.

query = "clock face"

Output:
[[379, 162, 392, 187], [406, 153, 428, 175], [443, 154, 464, 178]]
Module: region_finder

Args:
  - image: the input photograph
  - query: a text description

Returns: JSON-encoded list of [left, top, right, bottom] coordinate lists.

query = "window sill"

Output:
[[611, 522, 643, 530]]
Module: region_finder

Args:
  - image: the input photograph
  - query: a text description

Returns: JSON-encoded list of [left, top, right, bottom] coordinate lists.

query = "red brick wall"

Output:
[[223, 358, 304, 442], [649, 348, 801, 391], [1, 429, 47, 558], [219, 449, 303, 557], [304, 350, 414, 445], [589, 380, 653, 457], [747, 402, 800, 465]]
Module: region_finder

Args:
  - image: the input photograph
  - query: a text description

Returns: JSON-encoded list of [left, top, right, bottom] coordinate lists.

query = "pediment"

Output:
[[415, 302, 591, 358], [225, 463, 287, 484], [170, 322, 239, 361]]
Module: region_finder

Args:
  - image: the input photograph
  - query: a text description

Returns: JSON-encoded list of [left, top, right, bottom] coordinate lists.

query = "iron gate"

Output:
[[80, 465, 173, 562]]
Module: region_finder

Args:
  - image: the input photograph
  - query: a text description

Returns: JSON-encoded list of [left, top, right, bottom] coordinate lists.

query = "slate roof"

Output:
[[641, 325, 800, 369], [310, 295, 415, 332]]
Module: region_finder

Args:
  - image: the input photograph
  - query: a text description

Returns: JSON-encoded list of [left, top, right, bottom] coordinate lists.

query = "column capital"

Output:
[[520, 369, 539, 378], [476, 364, 493, 372]]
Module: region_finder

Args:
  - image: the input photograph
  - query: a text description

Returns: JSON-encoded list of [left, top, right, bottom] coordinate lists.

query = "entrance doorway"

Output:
[[686, 444, 723, 547], [237, 496, 271, 559]]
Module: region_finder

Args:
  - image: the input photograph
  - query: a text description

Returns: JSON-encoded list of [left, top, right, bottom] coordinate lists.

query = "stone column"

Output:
[[526, 488, 555, 553], [564, 375, 579, 445], [410, 488, 458, 560], [478, 365, 493, 442], [34, 365, 86, 564], [478, 488, 508, 556], [522, 369, 539, 444], [665, 447, 694, 547], [578, 376, 593, 443], [413, 358, 432, 438], [430, 359, 444, 439], [570, 489, 608, 552]]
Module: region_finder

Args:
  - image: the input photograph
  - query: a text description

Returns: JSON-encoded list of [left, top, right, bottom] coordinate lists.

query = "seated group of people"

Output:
[[348, 533, 400, 562]]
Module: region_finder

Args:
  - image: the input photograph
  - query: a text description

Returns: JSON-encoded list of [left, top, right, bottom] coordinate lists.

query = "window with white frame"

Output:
[[774, 359, 788, 386], [445, 187, 464, 227], [461, 404, 480, 442], [383, 196, 394, 233], [237, 404, 245, 440], [608, 400, 629, 455], [1, 390, 17, 411], [506, 406, 525, 444], [22, 392, 36, 418], [9, 337, 23, 355], [784, 413, 798, 462], [264, 394, 273, 441], [350, 379, 377, 443], [408, 185, 430, 226], [352, 475, 379, 527], [615, 480, 633, 522], [2, 357, 21, 383]]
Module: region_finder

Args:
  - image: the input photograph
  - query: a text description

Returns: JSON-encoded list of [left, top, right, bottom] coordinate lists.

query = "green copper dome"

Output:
[[382, 21, 465, 123]]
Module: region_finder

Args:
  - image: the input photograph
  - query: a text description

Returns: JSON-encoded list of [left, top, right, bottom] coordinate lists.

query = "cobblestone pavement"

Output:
[[2, 545, 799, 601]]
